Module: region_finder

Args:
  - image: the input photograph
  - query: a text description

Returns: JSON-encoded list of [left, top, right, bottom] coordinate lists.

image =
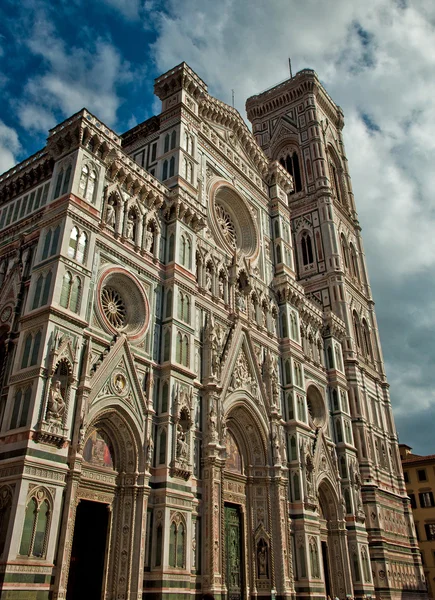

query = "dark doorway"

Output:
[[225, 503, 243, 600], [321, 540, 332, 598], [66, 500, 109, 600]]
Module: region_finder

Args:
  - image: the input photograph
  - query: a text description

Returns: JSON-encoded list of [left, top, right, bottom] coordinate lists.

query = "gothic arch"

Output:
[[84, 405, 144, 473], [223, 397, 268, 467]]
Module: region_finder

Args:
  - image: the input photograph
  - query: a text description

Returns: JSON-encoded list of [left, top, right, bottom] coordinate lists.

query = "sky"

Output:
[[0, 0, 434, 454]]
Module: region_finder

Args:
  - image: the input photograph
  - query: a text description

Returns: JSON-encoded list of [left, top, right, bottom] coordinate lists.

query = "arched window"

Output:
[[79, 164, 97, 203], [341, 234, 349, 270], [298, 544, 306, 578], [287, 393, 294, 420], [158, 428, 167, 465], [362, 320, 373, 359], [301, 231, 314, 266], [290, 312, 298, 340], [285, 360, 291, 384], [344, 489, 352, 514], [69, 277, 81, 313], [281, 151, 302, 192], [168, 233, 175, 262], [336, 419, 343, 443], [41, 229, 52, 261], [290, 436, 297, 461], [163, 330, 170, 362], [19, 490, 51, 558], [350, 244, 360, 280], [179, 234, 192, 268], [166, 289, 173, 318], [0, 486, 12, 556], [30, 331, 41, 365], [68, 226, 78, 259], [182, 335, 189, 367], [155, 523, 163, 566], [76, 232, 87, 263], [281, 313, 288, 338], [54, 163, 72, 199], [340, 456, 348, 479], [293, 472, 300, 501], [170, 130, 176, 150], [50, 225, 60, 256], [169, 156, 175, 178], [68, 227, 88, 263], [60, 272, 72, 308], [176, 332, 183, 364], [164, 134, 170, 153], [334, 344, 343, 371], [162, 160, 168, 180], [41, 271, 52, 306], [353, 311, 362, 352], [315, 230, 323, 261], [332, 388, 339, 411], [161, 382, 169, 413], [169, 518, 185, 568], [21, 335, 32, 368]]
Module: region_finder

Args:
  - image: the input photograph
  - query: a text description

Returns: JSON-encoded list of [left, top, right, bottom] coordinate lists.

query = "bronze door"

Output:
[[225, 504, 243, 600]]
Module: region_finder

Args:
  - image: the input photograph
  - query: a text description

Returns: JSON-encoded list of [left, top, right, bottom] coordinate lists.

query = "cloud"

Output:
[[0, 121, 21, 174], [98, 0, 142, 20], [149, 0, 435, 453], [18, 11, 135, 131]]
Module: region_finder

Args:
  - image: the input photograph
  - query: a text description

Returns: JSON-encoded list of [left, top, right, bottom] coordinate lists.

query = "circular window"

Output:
[[209, 183, 259, 260], [306, 385, 326, 428], [96, 268, 149, 340]]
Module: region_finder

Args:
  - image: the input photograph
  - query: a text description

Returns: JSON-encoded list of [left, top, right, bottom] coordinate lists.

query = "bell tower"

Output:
[[247, 70, 425, 599]]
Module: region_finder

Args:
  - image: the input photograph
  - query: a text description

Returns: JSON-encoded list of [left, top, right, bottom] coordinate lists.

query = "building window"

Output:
[[179, 234, 192, 269], [424, 523, 435, 541], [163, 330, 170, 362], [183, 158, 193, 183], [403, 471, 409, 483], [169, 517, 185, 568], [164, 134, 170, 153], [178, 292, 190, 323], [361, 547, 371, 582], [300, 231, 314, 266], [162, 160, 168, 180], [417, 469, 427, 482], [54, 163, 72, 199], [151, 143, 157, 163], [60, 271, 82, 313], [9, 387, 32, 430], [419, 492, 435, 508], [21, 331, 42, 368], [41, 225, 61, 261], [279, 151, 302, 192], [158, 428, 166, 465], [184, 132, 194, 154], [79, 164, 97, 203], [176, 332, 189, 367], [171, 130, 176, 150], [19, 489, 51, 558], [32, 271, 52, 309], [68, 226, 88, 264], [169, 156, 175, 178], [0, 486, 13, 556], [161, 382, 169, 413]]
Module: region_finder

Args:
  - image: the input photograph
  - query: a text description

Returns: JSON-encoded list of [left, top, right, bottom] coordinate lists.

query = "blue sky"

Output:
[[1, 0, 435, 454]]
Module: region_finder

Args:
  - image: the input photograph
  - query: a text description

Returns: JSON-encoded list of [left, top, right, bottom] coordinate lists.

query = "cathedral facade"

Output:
[[0, 63, 426, 600]]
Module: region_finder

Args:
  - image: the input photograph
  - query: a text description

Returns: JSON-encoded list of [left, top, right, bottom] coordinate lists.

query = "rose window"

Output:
[[101, 287, 127, 329], [216, 203, 237, 249], [96, 268, 150, 340]]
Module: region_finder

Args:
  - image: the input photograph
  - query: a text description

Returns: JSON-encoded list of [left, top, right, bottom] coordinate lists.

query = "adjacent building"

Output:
[[400, 445, 435, 599], [0, 62, 426, 600]]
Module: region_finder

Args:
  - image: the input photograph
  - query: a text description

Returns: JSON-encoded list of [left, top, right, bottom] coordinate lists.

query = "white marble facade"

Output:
[[0, 63, 426, 600]]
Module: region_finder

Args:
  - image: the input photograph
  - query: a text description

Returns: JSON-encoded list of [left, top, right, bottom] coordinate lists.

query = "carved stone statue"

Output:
[[146, 436, 154, 466], [47, 380, 66, 421], [208, 401, 218, 442], [258, 543, 268, 578], [272, 429, 282, 464], [106, 199, 116, 227], [126, 216, 135, 240], [206, 268, 212, 291], [176, 424, 188, 461], [145, 229, 154, 252], [218, 276, 224, 299]]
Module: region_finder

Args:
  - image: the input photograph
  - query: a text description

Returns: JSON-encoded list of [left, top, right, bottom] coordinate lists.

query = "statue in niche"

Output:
[[176, 424, 188, 461], [272, 428, 282, 464], [305, 452, 315, 499], [205, 267, 212, 291], [257, 540, 269, 578], [218, 275, 225, 299], [235, 289, 245, 311], [146, 435, 154, 466], [208, 400, 218, 442], [126, 215, 135, 240], [106, 199, 116, 228], [47, 380, 66, 421], [145, 229, 154, 252], [354, 469, 364, 512]]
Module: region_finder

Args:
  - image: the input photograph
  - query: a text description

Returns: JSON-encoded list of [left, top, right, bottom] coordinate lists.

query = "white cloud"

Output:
[[149, 0, 435, 451], [0, 121, 21, 174], [98, 0, 141, 20], [19, 13, 135, 130]]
